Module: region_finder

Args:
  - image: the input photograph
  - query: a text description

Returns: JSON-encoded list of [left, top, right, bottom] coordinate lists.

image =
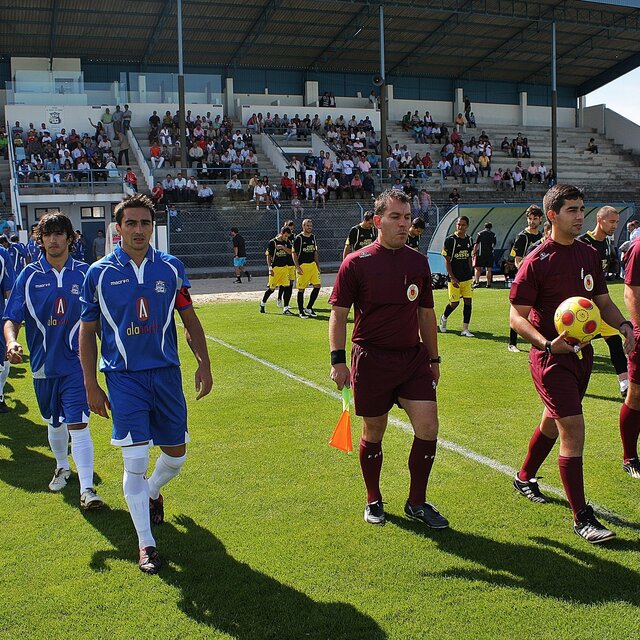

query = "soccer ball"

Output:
[[554, 297, 601, 345]]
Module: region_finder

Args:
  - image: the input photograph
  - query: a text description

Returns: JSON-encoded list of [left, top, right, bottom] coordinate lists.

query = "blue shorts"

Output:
[[234, 257, 246, 267], [33, 369, 90, 428], [105, 366, 189, 447]]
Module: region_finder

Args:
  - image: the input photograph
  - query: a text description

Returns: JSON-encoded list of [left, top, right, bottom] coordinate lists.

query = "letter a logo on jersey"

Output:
[[54, 297, 66, 317], [137, 297, 150, 322]]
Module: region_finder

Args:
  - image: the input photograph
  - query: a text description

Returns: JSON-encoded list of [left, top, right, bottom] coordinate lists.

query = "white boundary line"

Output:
[[203, 331, 635, 528]]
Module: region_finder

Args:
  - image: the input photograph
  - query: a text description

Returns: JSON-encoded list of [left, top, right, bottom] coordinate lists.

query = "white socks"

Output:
[[0, 360, 10, 401], [148, 452, 186, 500], [122, 445, 155, 549], [69, 427, 95, 493], [48, 423, 70, 469]]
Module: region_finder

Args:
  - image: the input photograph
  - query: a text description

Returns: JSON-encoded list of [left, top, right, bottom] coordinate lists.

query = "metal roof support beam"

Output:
[[142, 0, 175, 66], [48, 0, 59, 70], [577, 51, 640, 95], [229, 0, 283, 63]]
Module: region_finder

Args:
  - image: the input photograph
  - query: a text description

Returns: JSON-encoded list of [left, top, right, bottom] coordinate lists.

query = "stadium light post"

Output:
[[379, 4, 387, 184], [551, 20, 558, 182], [177, 0, 188, 171]]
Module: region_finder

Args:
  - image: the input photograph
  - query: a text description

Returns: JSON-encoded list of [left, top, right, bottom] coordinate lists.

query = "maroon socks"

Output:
[[359, 438, 383, 503], [519, 426, 557, 481], [619, 403, 640, 463], [558, 455, 586, 517], [408, 437, 437, 506]]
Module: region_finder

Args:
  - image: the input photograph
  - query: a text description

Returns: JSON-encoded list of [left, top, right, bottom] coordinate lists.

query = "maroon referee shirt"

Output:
[[329, 242, 434, 350]]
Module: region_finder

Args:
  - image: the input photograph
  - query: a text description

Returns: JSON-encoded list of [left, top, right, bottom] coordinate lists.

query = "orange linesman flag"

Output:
[[329, 387, 352, 453]]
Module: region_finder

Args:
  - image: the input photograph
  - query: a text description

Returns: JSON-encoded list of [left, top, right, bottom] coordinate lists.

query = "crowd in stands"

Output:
[[8, 115, 131, 187]]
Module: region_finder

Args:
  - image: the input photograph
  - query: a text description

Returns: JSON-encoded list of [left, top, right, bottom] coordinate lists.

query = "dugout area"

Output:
[[427, 201, 637, 275]]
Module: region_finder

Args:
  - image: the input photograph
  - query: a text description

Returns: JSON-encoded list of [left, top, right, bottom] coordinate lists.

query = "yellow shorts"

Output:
[[288, 265, 296, 282], [297, 262, 321, 289], [448, 279, 473, 303], [268, 266, 290, 289], [599, 320, 619, 338]]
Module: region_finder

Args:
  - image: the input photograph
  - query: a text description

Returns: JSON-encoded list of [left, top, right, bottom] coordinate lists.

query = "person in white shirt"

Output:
[[254, 180, 268, 210]]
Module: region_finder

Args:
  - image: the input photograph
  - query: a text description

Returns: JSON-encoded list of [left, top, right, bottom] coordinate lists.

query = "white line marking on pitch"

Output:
[[203, 332, 633, 527]]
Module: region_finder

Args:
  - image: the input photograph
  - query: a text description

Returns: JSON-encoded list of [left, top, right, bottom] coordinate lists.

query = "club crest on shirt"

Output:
[[358, 251, 371, 258], [584, 273, 594, 292], [71, 284, 80, 295], [407, 283, 419, 301], [155, 280, 166, 294]]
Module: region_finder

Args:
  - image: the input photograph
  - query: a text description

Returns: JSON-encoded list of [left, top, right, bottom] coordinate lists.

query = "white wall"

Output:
[[583, 104, 640, 155], [10, 57, 81, 74], [389, 98, 451, 123]]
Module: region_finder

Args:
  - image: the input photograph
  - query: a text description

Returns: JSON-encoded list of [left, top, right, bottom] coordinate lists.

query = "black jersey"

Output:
[[293, 233, 318, 264], [406, 233, 420, 249], [511, 229, 542, 259], [579, 231, 615, 272], [346, 224, 378, 251], [232, 233, 246, 258], [266, 236, 291, 268], [442, 233, 473, 281], [474, 229, 496, 257]]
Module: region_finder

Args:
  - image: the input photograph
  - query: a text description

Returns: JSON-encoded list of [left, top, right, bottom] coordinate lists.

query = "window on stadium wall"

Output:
[[165, 201, 388, 275]]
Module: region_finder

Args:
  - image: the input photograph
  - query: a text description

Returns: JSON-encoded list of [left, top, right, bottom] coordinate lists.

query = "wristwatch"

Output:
[[430, 356, 442, 364]]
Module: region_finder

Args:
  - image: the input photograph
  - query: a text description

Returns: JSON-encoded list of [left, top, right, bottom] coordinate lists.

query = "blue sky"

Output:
[[586, 67, 640, 125]]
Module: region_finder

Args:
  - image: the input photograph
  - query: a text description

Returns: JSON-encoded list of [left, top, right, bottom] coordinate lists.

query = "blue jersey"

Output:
[[73, 238, 86, 262], [80, 243, 192, 373], [3, 255, 86, 379], [9, 242, 27, 275], [26, 239, 42, 263], [0, 246, 16, 318]]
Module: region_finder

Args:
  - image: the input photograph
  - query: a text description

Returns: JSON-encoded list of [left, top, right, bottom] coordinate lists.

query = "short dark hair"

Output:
[[114, 194, 156, 226], [374, 189, 411, 217], [363, 211, 374, 222], [280, 226, 291, 235], [459, 216, 470, 224], [36, 211, 74, 248], [230, 227, 239, 234], [484, 222, 492, 229], [411, 218, 426, 230], [525, 204, 543, 218], [543, 185, 584, 219]]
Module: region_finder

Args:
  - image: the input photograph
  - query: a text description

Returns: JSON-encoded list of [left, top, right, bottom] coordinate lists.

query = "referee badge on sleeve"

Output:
[[407, 284, 419, 301]]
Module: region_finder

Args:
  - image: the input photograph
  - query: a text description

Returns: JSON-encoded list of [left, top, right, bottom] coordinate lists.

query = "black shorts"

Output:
[[474, 253, 493, 269], [351, 342, 436, 417]]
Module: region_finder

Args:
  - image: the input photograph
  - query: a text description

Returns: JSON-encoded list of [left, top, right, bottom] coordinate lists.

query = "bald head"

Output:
[[596, 205, 619, 237]]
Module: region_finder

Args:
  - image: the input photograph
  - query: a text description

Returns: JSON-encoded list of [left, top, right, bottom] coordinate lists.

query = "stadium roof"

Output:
[[1, 0, 640, 95]]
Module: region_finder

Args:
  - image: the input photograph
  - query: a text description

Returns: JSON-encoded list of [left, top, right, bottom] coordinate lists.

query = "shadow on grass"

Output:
[[81, 508, 387, 640], [0, 396, 102, 495], [386, 514, 640, 606]]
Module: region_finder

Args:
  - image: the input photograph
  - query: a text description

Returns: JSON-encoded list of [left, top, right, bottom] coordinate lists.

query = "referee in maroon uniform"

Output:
[[329, 189, 448, 528], [509, 184, 634, 544]]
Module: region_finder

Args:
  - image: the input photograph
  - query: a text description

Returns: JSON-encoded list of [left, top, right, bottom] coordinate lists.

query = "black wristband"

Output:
[[620, 320, 633, 331], [545, 341, 553, 354], [331, 349, 347, 365], [430, 356, 442, 364]]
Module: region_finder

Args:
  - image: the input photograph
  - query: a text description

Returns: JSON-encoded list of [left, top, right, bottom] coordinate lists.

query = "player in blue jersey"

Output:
[[79, 193, 213, 575], [3, 212, 103, 508], [26, 224, 42, 263], [0, 240, 15, 413], [10, 234, 28, 275]]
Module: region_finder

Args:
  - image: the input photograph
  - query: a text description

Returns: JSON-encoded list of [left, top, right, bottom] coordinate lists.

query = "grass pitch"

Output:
[[1, 283, 640, 639]]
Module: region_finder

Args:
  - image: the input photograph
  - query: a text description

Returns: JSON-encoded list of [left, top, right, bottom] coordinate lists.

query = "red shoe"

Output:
[[139, 546, 161, 574], [149, 494, 164, 525]]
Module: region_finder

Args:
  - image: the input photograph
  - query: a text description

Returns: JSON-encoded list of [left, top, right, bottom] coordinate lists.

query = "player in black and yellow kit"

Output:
[[277, 220, 296, 308], [439, 216, 474, 337], [406, 218, 426, 250], [293, 218, 321, 319], [508, 206, 543, 352], [260, 227, 295, 315], [580, 206, 629, 397], [343, 212, 378, 260]]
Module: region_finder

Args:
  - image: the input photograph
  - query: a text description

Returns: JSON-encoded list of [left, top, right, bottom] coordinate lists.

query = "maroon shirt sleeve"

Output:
[[418, 257, 434, 308], [329, 255, 357, 308], [625, 240, 640, 287]]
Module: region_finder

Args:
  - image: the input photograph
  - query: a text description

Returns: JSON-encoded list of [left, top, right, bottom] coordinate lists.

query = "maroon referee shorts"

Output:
[[529, 345, 593, 419], [627, 331, 640, 385], [351, 342, 437, 417]]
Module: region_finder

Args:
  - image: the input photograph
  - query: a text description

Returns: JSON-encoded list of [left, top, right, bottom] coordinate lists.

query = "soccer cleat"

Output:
[[149, 494, 164, 524], [620, 379, 629, 398], [282, 308, 295, 316], [234, 278, 242, 284], [404, 501, 449, 529], [246, 272, 252, 282], [48, 467, 71, 492], [513, 475, 548, 503], [80, 487, 104, 510], [276, 298, 283, 308], [438, 315, 447, 333], [460, 329, 475, 337], [623, 458, 640, 479], [573, 505, 616, 544], [139, 546, 162, 574], [507, 344, 521, 353], [259, 305, 266, 314], [0, 400, 9, 413], [363, 500, 386, 526], [304, 308, 318, 318], [472, 282, 481, 289], [299, 313, 309, 319]]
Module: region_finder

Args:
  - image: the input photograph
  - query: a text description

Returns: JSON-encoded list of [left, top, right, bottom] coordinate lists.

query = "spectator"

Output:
[[351, 173, 364, 199], [186, 176, 199, 202], [122, 104, 132, 132], [315, 184, 327, 209], [527, 161, 538, 182], [174, 173, 187, 201], [291, 195, 304, 219], [449, 188, 461, 205], [124, 167, 138, 194], [587, 138, 599, 154], [226, 174, 243, 201], [151, 182, 164, 205], [150, 142, 164, 169], [92, 230, 106, 261], [280, 171, 294, 200], [462, 160, 478, 184], [493, 168, 503, 190], [537, 161, 548, 183], [116, 132, 129, 166], [197, 184, 214, 204]]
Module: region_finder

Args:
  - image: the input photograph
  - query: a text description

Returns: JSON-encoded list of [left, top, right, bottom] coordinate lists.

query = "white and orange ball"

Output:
[[554, 297, 601, 345]]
